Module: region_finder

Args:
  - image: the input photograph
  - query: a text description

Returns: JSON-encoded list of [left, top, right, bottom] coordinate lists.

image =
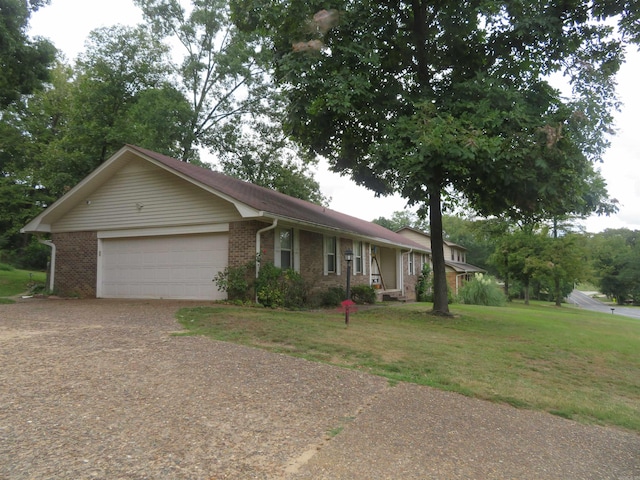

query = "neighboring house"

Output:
[[396, 226, 485, 295], [22, 145, 429, 301]]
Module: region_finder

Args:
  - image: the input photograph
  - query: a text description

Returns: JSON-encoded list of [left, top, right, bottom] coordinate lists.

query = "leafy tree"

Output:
[[372, 211, 426, 233], [490, 227, 547, 304], [1, 28, 191, 265], [217, 108, 329, 205], [36, 25, 189, 196], [135, 0, 327, 202], [135, 0, 270, 161], [591, 229, 640, 304], [491, 226, 588, 306], [0, 0, 55, 108], [536, 233, 588, 306], [233, 0, 631, 314]]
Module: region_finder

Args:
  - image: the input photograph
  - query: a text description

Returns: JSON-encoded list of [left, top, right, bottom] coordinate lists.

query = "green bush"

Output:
[[416, 263, 433, 302], [0, 237, 50, 270], [457, 273, 506, 306], [0, 263, 15, 272], [351, 284, 376, 304], [212, 263, 254, 301], [320, 287, 345, 307], [282, 269, 307, 309], [256, 263, 307, 309], [214, 258, 308, 309]]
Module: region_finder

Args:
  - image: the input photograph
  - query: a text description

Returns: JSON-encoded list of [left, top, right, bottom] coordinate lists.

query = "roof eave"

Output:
[[257, 212, 430, 253]]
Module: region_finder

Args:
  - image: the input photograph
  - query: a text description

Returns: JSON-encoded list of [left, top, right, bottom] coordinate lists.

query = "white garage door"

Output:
[[100, 233, 228, 300]]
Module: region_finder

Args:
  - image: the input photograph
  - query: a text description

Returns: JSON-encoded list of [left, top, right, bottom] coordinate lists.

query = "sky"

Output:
[[29, 0, 640, 233]]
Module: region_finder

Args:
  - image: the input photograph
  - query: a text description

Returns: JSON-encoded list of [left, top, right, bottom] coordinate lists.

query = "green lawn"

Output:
[[177, 301, 640, 433], [0, 264, 46, 303]]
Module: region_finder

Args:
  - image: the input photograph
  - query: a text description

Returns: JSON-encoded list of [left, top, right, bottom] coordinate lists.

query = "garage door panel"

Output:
[[101, 234, 228, 300]]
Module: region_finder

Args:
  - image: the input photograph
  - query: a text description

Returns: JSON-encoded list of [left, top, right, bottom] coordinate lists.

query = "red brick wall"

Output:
[[228, 225, 368, 295], [298, 230, 324, 289], [52, 231, 97, 297], [228, 220, 275, 267], [297, 233, 370, 294]]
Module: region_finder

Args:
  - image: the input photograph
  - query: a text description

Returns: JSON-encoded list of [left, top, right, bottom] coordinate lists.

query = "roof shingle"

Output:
[[129, 145, 427, 251]]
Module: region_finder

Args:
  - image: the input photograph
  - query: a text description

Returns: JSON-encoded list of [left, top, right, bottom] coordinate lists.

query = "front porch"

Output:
[[376, 288, 407, 303]]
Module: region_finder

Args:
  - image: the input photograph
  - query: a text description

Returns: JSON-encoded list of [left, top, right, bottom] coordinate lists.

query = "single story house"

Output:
[[396, 226, 485, 294], [22, 145, 430, 301]]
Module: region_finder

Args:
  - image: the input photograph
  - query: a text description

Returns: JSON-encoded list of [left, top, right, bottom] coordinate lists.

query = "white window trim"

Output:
[[275, 227, 299, 271], [323, 235, 341, 275], [293, 229, 300, 272], [354, 240, 366, 275]]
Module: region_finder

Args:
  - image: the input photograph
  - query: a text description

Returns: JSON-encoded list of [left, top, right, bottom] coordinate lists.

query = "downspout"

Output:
[[255, 219, 278, 301], [39, 239, 56, 292]]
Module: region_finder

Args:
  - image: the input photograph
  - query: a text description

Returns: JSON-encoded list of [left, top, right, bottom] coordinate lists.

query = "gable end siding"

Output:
[[52, 231, 98, 297], [53, 158, 241, 233], [398, 229, 430, 248]]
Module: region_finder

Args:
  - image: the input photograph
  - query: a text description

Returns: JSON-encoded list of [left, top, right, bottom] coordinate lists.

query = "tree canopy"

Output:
[[232, 0, 634, 313], [0, 0, 56, 108], [1, 2, 328, 267]]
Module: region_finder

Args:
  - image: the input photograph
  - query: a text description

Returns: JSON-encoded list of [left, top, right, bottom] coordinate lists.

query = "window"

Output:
[[325, 236, 337, 273], [354, 241, 363, 274], [408, 251, 415, 275], [280, 229, 293, 269]]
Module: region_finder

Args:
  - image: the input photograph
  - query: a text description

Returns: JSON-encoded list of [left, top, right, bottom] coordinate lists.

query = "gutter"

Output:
[[255, 219, 278, 303], [256, 218, 278, 279], [39, 239, 56, 292]]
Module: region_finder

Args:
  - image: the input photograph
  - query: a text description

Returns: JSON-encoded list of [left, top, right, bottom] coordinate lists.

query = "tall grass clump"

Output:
[[458, 273, 506, 306]]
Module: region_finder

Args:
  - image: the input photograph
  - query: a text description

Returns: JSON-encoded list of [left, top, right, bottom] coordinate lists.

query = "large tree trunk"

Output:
[[554, 275, 562, 307], [429, 190, 450, 315]]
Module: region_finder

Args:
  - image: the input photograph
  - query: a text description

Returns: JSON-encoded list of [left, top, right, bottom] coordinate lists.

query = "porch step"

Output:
[[382, 292, 407, 302]]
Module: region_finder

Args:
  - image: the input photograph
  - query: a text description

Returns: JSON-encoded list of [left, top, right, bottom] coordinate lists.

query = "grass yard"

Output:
[[177, 301, 640, 433], [0, 264, 46, 303]]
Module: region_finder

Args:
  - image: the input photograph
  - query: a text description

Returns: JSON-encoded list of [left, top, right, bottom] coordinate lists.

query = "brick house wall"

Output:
[[296, 232, 371, 295], [227, 225, 373, 296], [229, 220, 270, 267], [51, 221, 412, 301], [51, 231, 97, 297]]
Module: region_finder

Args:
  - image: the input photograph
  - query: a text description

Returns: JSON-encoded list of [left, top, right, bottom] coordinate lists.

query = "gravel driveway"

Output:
[[1, 298, 638, 479]]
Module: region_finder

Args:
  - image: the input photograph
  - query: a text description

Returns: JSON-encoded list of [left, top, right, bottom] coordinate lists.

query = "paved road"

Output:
[[567, 289, 640, 320]]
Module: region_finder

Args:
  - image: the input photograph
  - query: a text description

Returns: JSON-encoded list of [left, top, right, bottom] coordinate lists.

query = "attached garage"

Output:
[[98, 233, 228, 300]]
